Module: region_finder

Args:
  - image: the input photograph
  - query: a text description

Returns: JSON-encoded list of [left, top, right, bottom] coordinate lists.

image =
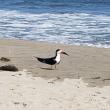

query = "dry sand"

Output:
[[0, 39, 110, 110], [0, 71, 110, 110]]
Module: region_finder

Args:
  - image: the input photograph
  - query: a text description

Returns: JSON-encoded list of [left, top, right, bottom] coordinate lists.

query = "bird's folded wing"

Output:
[[35, 57, 46, 63]]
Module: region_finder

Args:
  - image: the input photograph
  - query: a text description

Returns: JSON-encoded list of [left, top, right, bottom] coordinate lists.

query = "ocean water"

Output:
[[0, 0, 110, 48]]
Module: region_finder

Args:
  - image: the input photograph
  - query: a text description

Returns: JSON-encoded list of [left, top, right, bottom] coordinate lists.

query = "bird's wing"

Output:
[[35, 57, 55, 65], [35, 57, 46, 63]]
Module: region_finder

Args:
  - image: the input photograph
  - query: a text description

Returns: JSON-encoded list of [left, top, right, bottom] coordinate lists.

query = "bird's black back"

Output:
[[36, 57, 56, 65]]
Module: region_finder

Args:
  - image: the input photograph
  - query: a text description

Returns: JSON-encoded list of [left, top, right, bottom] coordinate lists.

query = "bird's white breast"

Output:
[[55, 53, 61, 63]]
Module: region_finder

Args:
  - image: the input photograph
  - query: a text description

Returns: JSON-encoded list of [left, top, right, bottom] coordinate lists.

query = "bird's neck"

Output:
[[55, 53, 61, 63]]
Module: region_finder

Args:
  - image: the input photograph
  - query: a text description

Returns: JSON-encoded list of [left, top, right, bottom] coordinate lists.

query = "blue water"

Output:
[[0, 0, 110, 47], [1, 0, 110, 14]]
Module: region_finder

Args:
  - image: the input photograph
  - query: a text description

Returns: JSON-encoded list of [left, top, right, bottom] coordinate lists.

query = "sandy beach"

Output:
[[0, 39, 110, 110]]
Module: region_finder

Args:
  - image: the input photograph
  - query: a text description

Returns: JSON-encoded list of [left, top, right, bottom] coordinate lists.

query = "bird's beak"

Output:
[[61, 51, 69, 56]]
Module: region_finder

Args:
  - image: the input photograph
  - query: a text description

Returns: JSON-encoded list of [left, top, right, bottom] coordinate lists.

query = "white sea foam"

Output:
[[0, 10, 110, 48]]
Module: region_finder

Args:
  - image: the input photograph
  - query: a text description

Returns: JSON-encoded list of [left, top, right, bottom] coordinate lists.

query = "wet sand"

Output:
[[0, 39, 110, 87]]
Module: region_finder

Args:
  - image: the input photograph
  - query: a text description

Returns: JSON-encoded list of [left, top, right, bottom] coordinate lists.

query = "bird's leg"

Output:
[[55, 64, 56, 69]]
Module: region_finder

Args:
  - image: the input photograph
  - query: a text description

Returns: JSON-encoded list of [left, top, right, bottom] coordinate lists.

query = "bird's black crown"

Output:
[[56, 49, 61, 52]]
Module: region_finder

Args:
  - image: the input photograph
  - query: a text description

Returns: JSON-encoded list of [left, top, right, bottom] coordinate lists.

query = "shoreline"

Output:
[[1, 38, 110, 49], [0, 39, 110, 87]]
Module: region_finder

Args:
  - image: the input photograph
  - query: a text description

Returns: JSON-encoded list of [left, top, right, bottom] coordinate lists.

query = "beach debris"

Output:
[[11, 74, 16, 76], [0, 57, 10, 62], [95, 91, 101, 94], [13, 102, 27, 107], [91, 76, 101, 79], [10, 88, 15, 91], [23, 103, 27, 107], [0, 65, 18, 71], [14, 102, 20, 105], [18, 73, 22, 76], [103, 78, 110, 81]]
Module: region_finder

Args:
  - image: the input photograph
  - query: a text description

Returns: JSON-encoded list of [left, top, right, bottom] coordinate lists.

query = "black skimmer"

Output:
[[35, 49, 69, 69]]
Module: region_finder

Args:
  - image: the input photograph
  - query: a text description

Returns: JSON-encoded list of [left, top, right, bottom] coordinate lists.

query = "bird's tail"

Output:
[[34, 57, 45, 63]]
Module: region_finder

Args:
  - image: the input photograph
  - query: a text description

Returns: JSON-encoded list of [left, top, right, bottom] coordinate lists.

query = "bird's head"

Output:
[[56, 49, 69, 56]]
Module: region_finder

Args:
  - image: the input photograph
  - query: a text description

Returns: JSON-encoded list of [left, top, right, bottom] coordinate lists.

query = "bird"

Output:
[[34, 49, 69, 69]]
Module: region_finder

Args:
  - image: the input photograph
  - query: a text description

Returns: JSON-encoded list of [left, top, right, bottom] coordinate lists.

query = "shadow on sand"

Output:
[[40, 67, 55, 70]]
